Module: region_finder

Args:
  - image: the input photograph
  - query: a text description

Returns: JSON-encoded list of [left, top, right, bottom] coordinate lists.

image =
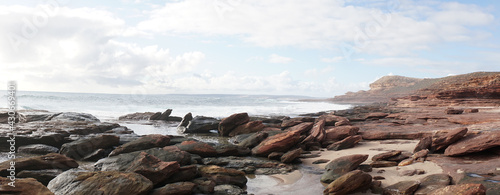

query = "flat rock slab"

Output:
[[445, 132, 500, 156]]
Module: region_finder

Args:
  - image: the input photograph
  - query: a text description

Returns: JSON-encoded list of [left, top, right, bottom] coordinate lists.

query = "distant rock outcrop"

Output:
[[331, 72, 500, 103]]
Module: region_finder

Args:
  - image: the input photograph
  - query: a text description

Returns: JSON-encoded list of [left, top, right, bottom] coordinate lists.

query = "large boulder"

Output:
[[176, 140, 217, 157], [218, 113, 250, 136], [431, 127, 468, 152], [251, 131, 301, 157], [445, 132, 500, 156], [280, 148, 303, 163], [47, 170, 153, 195], [384, 180, 420, 195], [414, 174, 451, 195], [199, 165, 247, 188], [320, 154, 369, 183], [109, 134, 170, 156], [237, 132, 269, 149], [429, 183, 486, 195], [302, 119, 326, 144], [179, 115, 220, 134], [125, 152, 180, 185], [16, 169, 63, 186], [326, 135, 362, 151], [18, 144, 59, 154], [49, 112, 100, 122], [284, 122, 314, 134], [60, 135, 120, 160], [0, 177, 54, 195], [228, 121, 266, 137], [324, 126, 360, 141], [95, 148, 191, 171], [323, 170, 372, 195], [0, 153, 78, 177]]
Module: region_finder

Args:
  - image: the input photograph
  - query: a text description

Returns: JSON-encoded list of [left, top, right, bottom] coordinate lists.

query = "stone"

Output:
[[324, 126, 360, 141], [193, 177, 216, 194], [60, 134, 120, 160], [16, 169, 63, 186], [0, 153, 78, 177], [199, 165, 247, 188], [118, 112, 156, 121], [229, 121, 266, 137], [326, 135, 362, 151], [215, 144, 249, 156], [109, 134, 170, 156], [312, 159, 330, 164], [125, 152, 180, 185], [218, 113, 250, 136], [398, 158, 414, 166], [281, 117, 315, 128], [386, 152, 412, 162], [0, 177, 53, 195], [214, 184, 246, 195], [280, 148, 303, 163], [464, 108, 479, 113], [162, 165, 198, 184], [49, 112, 100, 122], [149, 112, 162, 120], [384, 180, 420, 195], [366, 112, 389, 119], [371, 161, 398, 168], [177, 112, 193, 131], [372, 150, 402, 161], [446, 108, 464, 115], [429, 183, 486, 195], [323, 170, 372, 195], [47, 170, 153, 195], [181, 116, 220, 134], [157, 109, 172, 120], [414, 136, 432, 153], [267, 152, 284, 161], [81, 148, 108, 161], [321, 154, 369, 183], [412, 149, 429, 160], [285, 122, 314, 134], [95, 148, 191, 171], [18, 144, 59, 154], [431, 127, 468, 151], [251, 131, 301, 157], [151, 182, 196, 195], [303, 119, 326, 144], [361, 130, 433, 140], [176, 140, 217, 157], [445, 132, 500, 156], [358, 164, 373, 172], [201, 156, 292, 175], [414, 173, 451, 195], [335, 120, 351, 126], [237, 132, 268, 149]]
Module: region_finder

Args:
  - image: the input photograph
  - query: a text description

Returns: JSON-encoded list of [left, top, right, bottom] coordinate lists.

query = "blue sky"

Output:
[[1, 0, 499, 97]]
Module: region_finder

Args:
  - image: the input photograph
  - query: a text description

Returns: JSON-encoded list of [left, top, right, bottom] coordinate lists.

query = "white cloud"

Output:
[[321, 56, 344, 63], [268, 54, 293, 64], [304, 66, 335, 77]]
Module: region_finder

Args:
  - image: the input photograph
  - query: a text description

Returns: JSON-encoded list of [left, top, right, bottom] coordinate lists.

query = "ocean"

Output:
[[3, 91, 351, 121]]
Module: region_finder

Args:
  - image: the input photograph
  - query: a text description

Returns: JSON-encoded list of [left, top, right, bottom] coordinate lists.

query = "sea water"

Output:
[[4, 91, 350, 121]]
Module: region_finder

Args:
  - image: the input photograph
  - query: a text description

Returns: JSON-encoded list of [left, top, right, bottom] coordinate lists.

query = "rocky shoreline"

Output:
[[0, 97, 499, 195]]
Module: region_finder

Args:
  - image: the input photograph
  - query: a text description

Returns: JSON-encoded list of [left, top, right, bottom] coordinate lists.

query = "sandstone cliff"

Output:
[[331, 72, 500, 103]]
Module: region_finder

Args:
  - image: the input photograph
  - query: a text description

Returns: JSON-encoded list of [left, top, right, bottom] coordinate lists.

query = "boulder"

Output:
[[320, 154, 369, 183], [201, 156, 292, 175], [323, 170, 372, 195], [109, 134, 170, 156], [125, 152, 180, 185], [237, 132, 268, 149], [431, 127, 468, 152], [176, 140, 217, 157], [372, 150, 402, 161], [151, 182, 196, 195], [414, 136, 432, 153], [302, 119, 326, 144], [444, 132, 500, 156], [281, 117, 315, 128], [81, 148, 108, 161], [214, 184, 246, 195], [284, 122, 314, 134], [251, 131, 301, 157], [0, 153, 78, 177], [60, 135, 120, 160], [218, 113, 250, 136], [398, 158, 415, 166], [193, 177, 216, 194], [384, 180, 420, 195], [157, 109, 172, 120], [199, 165, 247, 188], [177, 112, 193, 131], [18, 144, 59, 154], [414, 174, 451, 195], [118, 112, 156, 121], [365, 112, 389, 119], [280, 148, 303, 163], [446, 108, 464, 115], [16, 169, 63, 186], [228, 121, 266, 137], [47, 170, 153, 195], [162, 165, 198, 184], [95, 148, 191, 171], [49, 112, 100, 122], [326, 135, 362, 151], [361, 131, 432, 140], [371, 161, 398, 168], [429, 183, 486, 195], [180, 116, 220, 134], [412, 149, 429, 160], [0, 177, 53, 195], [149, 112, 162, 120], [325, 126, 360, 141]]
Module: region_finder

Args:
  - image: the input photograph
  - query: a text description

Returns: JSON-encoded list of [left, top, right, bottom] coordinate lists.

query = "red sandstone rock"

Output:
[[251, 131, 301, 157], [0, 177, 53, 195], [324, 125, 359, 141], [429, 183, 486, 195], [444, 132, 500, 156], [177, 140, 217, 157], [302, 119, 326, 144], [218, 113, 250, 136], [366, 112, 389, 119], [126, 152, 180, 185], [284, 122, 313, 134], [228, 121, 266, 137], [431, 127, 468, 151], [323, 170, 372, 195]]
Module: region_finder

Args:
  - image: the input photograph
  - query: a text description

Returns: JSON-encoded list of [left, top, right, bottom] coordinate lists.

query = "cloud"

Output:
[[268, 54, 293, 64], [304, 66, 335, 77], [321, 56, 344, 63], [137, 0, 494, 57]]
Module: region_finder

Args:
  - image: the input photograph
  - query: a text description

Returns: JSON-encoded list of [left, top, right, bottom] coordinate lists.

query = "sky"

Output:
[[1, 0, 499, 97]]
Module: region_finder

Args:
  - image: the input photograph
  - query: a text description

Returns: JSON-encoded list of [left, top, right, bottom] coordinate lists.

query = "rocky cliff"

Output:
[[331, 72, 500, 103]]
